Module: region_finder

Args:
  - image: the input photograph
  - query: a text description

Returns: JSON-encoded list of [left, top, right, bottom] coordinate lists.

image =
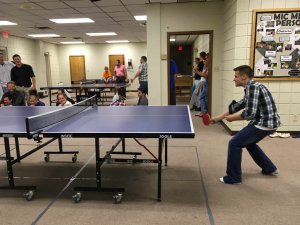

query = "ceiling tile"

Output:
[[93, 0, 122, 6], [35, 1, 69, 9], [121, 0, 149, 4], [113, 16, 135, 22], [0, 0, 30, 3], [87, 13, 110, 19], [100, 6, 127, 13], [64, 0, 96, 8], [75, 7, 103, 13], [52, 8, 79, 15], [31, 9, 55, 15], [150, 0, 177, 2], [125, 4, 146, 11], [108, 11, 132, 17]]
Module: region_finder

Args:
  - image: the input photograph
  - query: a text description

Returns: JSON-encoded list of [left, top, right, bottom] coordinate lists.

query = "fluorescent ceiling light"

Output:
[[106, 40, 129, 43], [134, 15, 147, 21], [28, 34, 60, 38], [170, 38, 175, 42], [60, 41, 85, 44], [86, 32, 117, 36], [50, 18, 94, 24], [0, 21, 17, 26]]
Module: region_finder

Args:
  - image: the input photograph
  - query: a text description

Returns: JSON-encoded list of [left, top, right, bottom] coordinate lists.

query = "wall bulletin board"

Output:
[[251, 9, 300, 80]]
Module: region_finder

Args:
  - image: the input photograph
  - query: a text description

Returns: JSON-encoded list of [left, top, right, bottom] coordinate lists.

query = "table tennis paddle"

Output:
[[202, 113, 211, 126]]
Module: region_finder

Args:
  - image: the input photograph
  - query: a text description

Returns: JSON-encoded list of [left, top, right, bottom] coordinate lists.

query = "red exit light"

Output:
[[3, 31, 8, 39]]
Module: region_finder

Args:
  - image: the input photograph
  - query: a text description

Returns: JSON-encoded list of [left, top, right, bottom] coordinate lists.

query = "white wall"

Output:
[[57, 42, 147, 90], [147, 1, 223, 113], [0, 35, 60, 91]]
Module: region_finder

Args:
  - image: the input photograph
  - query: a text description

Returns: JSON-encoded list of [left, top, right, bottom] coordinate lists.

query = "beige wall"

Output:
[[222, 0, 300, 132], [0, 35, 58, 91], [57, 42, 147, 91]]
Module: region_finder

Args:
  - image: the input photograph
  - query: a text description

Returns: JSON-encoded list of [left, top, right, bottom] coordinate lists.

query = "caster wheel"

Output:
[[44, 154, 49, 162], [24, 190, 34, 201], [133, 155, 137, 159], [106, 154, 112, 164], [72, 154, 77, 163], [113, 193, 123, 204], [72, 192, 82, 203]]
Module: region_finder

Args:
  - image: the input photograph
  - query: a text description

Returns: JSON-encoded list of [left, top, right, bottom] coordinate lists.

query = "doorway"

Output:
[[109, 55, 125, 75], [69, 56, 86, 83], [167, 31, 213, 115]]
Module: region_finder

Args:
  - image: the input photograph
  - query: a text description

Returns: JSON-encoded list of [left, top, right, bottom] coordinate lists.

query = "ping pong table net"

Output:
[[26, 95, 97, 138]]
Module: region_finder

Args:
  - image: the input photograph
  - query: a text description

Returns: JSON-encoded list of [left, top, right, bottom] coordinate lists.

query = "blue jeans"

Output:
[[170, 87, 176, 105], [200, 81, 207, 113], [225, 124, 277, 183]]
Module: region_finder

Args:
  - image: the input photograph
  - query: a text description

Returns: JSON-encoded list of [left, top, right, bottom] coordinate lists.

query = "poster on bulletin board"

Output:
[[250, 9, 300, 80]]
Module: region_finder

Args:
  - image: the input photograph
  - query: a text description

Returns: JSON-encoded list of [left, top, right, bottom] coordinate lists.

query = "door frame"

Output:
[[167, 30, 213, 114]]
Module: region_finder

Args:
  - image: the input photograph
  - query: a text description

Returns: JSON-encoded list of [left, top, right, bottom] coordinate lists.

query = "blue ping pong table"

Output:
[[0, 100, 194, 202]]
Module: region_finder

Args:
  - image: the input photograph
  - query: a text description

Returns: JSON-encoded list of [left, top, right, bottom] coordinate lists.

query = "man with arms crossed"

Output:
[[10, 54, 36, 101], [211, 65, 280, 184], [0, 53, 15, 93]]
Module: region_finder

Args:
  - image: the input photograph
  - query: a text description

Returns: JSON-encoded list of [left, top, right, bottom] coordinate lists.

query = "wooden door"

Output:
[[69, 56, 86, 82], [109, 55, 124, 75]]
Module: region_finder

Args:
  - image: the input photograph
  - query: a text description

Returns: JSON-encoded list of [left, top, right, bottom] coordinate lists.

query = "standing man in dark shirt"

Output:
[[10, 54, 36, 101], [170, 59, 178, 105], [0, 81, 25, 106]]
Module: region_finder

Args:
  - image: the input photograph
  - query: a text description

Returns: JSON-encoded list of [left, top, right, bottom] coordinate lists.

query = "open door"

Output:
[[69, 56, 86, 83], [167, 31, 213, 115]]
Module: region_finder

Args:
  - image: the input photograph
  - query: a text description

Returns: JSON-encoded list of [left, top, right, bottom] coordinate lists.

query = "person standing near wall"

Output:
[[170, 59, 178, 105], [114, 59, 128, 99], [194, 53, 209, 116], [10, 54, 36, 102], [0, 53, 15, 93], [192, 51, 206, 93], [131, 56, 148, 94]]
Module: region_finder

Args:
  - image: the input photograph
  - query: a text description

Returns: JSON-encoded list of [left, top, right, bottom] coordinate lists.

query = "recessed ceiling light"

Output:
[[106, 40, 129, 43], [60, 41, 85, 44], [134, 15, 147, 21], [28, 34, 60, 37], [0, 21, 17, 26], [50, 18, 94, 24], [170, 38, 175, 42], [86, 32, 117, 36]]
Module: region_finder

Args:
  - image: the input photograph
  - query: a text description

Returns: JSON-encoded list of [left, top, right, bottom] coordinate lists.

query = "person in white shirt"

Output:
[[57, 93, 72, 106], [0, 53, 15, 93]]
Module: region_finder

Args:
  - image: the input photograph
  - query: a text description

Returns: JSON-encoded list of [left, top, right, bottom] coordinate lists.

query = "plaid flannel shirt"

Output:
[[228, 80, 280, 129]]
